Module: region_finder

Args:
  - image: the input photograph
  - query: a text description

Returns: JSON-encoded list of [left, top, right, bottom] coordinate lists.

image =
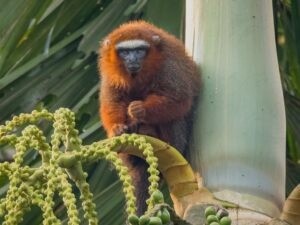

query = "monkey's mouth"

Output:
[[127, 65, 141, 76]]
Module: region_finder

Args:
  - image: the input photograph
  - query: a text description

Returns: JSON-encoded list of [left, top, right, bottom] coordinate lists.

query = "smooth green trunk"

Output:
[[186, 0, 286, 220]]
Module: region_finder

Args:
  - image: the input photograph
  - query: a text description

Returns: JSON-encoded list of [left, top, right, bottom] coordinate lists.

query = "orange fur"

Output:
[[99, 21, 200, 139], [98, 20, 201, 214]]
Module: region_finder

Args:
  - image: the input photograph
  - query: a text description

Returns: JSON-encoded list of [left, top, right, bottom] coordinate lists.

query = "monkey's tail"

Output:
[[118, 153, 150, 216]]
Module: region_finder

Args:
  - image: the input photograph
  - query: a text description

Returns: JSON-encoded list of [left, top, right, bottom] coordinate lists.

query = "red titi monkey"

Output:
[[98, 21, 201, 215]]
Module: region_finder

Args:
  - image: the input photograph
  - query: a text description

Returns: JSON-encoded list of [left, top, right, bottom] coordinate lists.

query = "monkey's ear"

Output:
[[102, 39, 111, 47], [152, 35, 161, 45]]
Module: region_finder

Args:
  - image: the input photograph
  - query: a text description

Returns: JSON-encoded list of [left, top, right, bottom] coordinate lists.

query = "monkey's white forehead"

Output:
[[115, 39, 150, 49]]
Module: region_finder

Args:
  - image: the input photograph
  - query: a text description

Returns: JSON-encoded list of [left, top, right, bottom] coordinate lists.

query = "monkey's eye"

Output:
[[117, 48, 148, 60], [117, 49, 130, 59], [135, 48, 147, 58]]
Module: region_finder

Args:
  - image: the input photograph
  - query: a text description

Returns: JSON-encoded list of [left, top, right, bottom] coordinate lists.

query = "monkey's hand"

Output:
[[110, 123, 129, 136], [128, 101, 146, 122]]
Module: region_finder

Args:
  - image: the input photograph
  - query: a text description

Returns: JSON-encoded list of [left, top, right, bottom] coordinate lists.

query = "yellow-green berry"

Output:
[[220, 217, 231, 225], [205, 206, 217, 217], [210, 222, 220, 225], [148, 217, 162, 225], [139, 215, 150, 225], [151, 190, 164, 204], [128, 215, 139, 225], [160, 208, 171, 224], [156, 210, 162, 218], [207, 215, 219, 224]]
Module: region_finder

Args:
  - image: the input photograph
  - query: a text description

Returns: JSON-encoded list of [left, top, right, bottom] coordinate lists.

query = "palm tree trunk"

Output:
[[186, 0, 286, 223]]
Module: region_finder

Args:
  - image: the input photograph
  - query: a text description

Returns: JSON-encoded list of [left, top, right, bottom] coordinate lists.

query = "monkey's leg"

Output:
[[119, 153, 149, 216]]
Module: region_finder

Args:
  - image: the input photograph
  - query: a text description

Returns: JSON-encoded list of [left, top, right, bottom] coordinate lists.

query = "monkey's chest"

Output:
[[127, 88, 149, 101]]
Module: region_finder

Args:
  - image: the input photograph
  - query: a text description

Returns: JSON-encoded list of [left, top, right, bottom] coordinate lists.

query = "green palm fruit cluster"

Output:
[[205, 206, 232, 225], [128, 190, 171, 225], [0, 108, 161, 224]]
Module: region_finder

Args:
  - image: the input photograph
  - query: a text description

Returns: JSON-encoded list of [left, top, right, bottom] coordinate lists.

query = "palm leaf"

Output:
[[0, 0, 184, 224], [274, 0, 300, 193]]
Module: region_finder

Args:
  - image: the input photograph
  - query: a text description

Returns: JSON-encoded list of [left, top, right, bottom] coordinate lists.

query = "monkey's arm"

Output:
[[127, 58, 198, 124], [100, 84, 129, 137], [128, 94, 192, 124], [101, 102, 129, 137]]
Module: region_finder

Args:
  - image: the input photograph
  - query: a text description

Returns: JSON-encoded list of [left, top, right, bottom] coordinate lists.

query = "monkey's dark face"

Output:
[[115, 39, 150, 76]]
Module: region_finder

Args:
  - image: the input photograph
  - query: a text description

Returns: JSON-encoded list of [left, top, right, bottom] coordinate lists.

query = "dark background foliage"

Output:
[[274, 0, 300, 194], [0, 0, 184, 224]]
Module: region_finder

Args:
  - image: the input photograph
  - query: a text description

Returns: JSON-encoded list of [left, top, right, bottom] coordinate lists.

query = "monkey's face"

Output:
[[115, 39, 150, 76]]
